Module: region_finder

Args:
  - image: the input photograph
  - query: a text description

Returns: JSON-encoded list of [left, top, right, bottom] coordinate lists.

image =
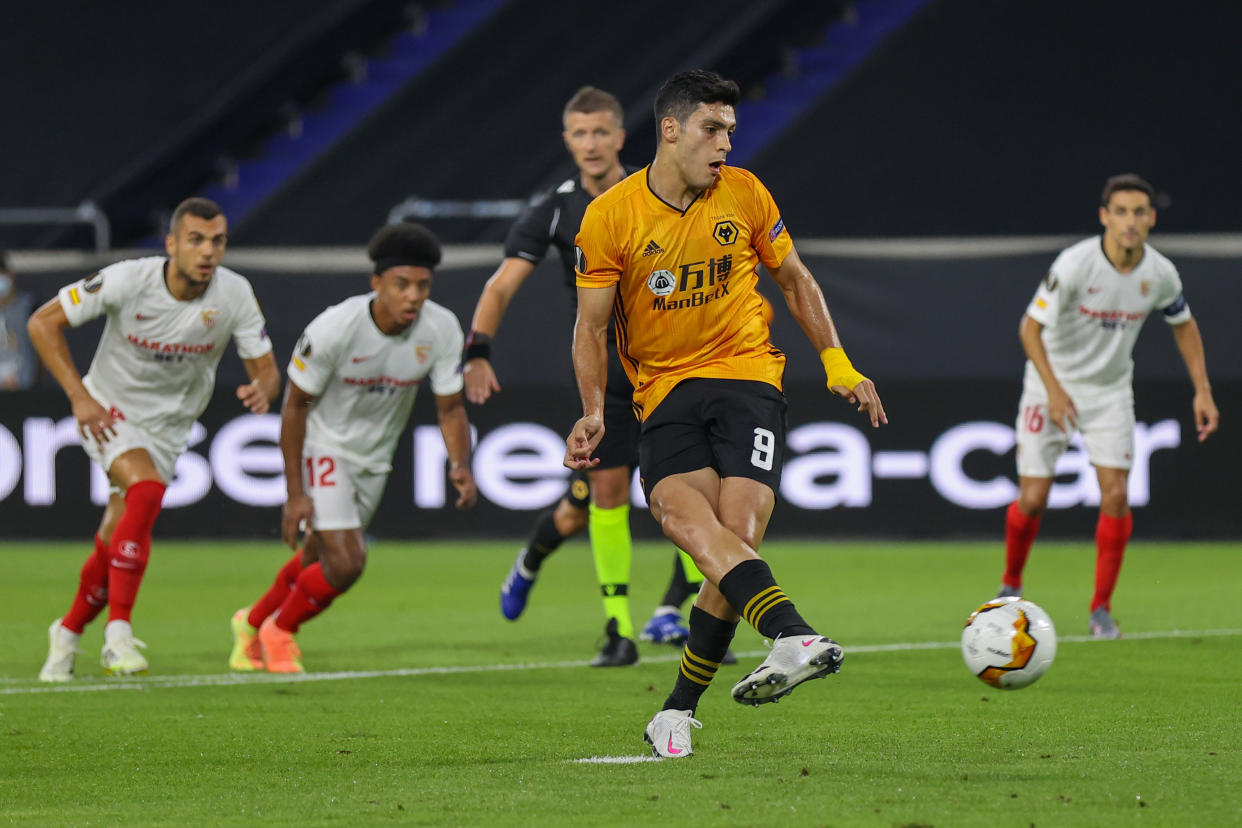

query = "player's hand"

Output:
[[1047, 387, 1078, 433], [564, 414, 604, 470], [72, 394, 116, 444], [1193, 389, 1219, 442], [463, 358, 501, 405], [830, 379, 888, 428], [237, 380, 270, 414], [282, 493, 314, 550], [449, 466, 477, 509]]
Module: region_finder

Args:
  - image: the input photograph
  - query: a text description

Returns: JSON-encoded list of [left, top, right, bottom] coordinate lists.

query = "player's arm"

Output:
[[463, 257, 537, 404], [435, 391, 477, 508], [26, 296, 114, 441], [1018, 313, 1076, 432], [279, 380, 317, 549], [1170, 317, 1218, 442], [238, 351, 281, 414], [565, 284, 614, 468], [770, 247, 886, 427]]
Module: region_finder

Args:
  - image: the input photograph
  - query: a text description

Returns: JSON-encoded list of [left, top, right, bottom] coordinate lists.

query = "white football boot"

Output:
[[731, 634, 843, 705], [100, 620, 148, 676], [39, 619, 82, 682], [644, 709, 702, 758]]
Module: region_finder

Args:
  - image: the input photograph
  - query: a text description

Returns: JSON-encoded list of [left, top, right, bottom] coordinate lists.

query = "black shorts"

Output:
[[638, 378, 787, 500], [562, 348, 639, 511], [593, 347, 640, 471]]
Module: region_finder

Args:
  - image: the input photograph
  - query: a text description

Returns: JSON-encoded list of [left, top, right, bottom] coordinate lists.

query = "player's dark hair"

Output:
[[563, 86, 623, 124], [368, 221, 442, 274], [653, 69, 741, 131], [1100, 174, 1155, 207], [169, 197, 223, 234]]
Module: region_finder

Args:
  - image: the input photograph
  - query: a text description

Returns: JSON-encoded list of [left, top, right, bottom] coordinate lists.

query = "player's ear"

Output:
[[616, 128, 626, 151], [370, 273, 382, 293], [164, 232, 176, 257], [1098, 205, 1109, 229], [660, 116, 679, 144]]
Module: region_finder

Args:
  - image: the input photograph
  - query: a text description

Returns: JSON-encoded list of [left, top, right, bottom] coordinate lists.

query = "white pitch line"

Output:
[[5, 628, 1239, 696], [573, 755, 662, 764]]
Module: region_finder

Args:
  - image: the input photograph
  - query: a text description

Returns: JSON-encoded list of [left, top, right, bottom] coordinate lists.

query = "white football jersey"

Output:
[[1023, 237, 1191, 398], [289, 293, 464, 473], [58, 256, 272, 446]]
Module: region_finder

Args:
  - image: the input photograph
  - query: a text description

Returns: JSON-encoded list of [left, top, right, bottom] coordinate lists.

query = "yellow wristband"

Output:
[[819, 347, 869, 391]]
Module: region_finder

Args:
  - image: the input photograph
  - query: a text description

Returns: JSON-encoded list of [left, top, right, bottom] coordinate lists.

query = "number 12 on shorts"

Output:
[[305, 455, 337, 487], [751, 427, 775, 471]]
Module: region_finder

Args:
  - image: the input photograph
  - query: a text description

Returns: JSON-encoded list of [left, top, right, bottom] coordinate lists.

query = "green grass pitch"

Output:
[[2, 538, 1239, 826]]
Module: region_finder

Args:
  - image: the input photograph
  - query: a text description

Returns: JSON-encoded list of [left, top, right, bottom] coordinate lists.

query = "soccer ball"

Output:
[[960, 597, 1057, 689]]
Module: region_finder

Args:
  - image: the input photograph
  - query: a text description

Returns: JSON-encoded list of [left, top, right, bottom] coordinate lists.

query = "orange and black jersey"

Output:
[[574, 164, 793, 420]]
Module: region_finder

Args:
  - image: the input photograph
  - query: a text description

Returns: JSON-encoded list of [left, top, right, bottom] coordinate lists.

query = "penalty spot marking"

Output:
[[5, 627, 1239, 696], [573, 755, 662, 764]]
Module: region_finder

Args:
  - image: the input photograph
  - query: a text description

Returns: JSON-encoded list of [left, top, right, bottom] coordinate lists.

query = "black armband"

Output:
[[463, 330, 492, 361]]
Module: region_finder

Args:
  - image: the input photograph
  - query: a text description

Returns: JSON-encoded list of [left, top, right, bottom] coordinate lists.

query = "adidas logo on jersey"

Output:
[[642, 239, 665, 257]]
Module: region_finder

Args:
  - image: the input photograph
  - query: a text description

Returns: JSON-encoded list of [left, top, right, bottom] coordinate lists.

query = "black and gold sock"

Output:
[[717, 558, 815, 640], [521, 509, 565, 573], [663, 606, 739, 712]]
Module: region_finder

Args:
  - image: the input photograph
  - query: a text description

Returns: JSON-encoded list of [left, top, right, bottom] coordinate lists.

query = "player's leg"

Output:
[[97, 447, 168, 676], [231, 545, 316, 671], [1002, 393, 1066, 596], [39, 497, 123, 682], [260, 529, 364, 673], [585, 357, 644, 665], [1000, 476, 1053, 597], [500, 475, 588, 620], [260, 456, 380, 672], [1081, 396, 1134, 638], [587, 463, 638, 666], [1089, 465, 1131, 638]]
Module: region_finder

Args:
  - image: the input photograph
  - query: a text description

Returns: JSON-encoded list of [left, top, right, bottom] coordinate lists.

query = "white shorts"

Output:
[[302, 445, 388, 532], [79, 415, 180, 487], [1015, 388, 1135, 476]]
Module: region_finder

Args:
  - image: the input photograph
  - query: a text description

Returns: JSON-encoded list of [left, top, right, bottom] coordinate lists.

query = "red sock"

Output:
[[62, 535, 111, 633], [107, 480, 166, 623], [273, 563, 341, 633], [1003, 501, 1042, 589], [248, 550, 305, 629], [1091, 512, 1132, 612]]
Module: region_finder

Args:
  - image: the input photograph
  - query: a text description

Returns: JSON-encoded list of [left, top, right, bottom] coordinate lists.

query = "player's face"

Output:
[[1099, 190, 1155, 252], [165, 214, 228, 289], [370, 265, 432, 334], [672, 102, 736, 191], [562, 110, 625, 180]]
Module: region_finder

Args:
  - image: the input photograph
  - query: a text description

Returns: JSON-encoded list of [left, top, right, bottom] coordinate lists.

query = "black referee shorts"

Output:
[[592, 348, 640, 471], [638, 378, 787, 500]]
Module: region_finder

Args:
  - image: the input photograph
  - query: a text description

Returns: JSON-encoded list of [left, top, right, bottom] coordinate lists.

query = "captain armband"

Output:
[[463, 331, 492, 362], [819, 347, 869, 391]]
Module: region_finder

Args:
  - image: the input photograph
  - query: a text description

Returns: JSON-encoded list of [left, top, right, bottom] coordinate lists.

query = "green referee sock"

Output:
[[589, 503, 634, 639]]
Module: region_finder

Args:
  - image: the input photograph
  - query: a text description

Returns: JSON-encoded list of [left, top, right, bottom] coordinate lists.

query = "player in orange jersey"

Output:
[[567, 70, 887, 757]]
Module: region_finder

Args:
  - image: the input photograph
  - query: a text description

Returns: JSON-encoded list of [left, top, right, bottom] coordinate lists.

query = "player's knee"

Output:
[[553, 499, 589, 535], [1016, 482, 1050, 516], [588, 470, 630, 508], [1017, 497, 1047, 518], [1099, 487, 1128, 514]]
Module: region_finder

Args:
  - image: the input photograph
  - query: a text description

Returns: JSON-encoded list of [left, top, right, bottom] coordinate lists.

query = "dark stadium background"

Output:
[[2, 0, 1238, 539]]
